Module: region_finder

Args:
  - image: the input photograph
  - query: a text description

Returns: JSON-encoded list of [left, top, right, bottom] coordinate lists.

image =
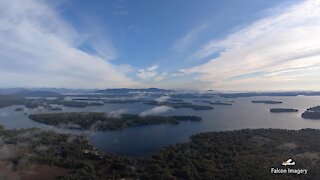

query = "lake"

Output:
[[1, 95, 320, 156]]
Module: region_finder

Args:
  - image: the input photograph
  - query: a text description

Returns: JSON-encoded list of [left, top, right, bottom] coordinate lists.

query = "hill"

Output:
[[96, 88, 174, 94]]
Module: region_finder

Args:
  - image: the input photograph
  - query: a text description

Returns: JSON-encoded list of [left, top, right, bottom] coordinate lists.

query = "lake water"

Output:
[[1, 95, 320, 156]]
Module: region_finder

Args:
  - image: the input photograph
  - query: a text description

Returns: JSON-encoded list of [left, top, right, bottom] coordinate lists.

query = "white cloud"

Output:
[[136, 65, 170, 84], [181, 0, 320, 90], [155, 95, 170, 103], [108, 109, 127, 118], [136, 65, 159, 79], [0, 0, 138, 89], [139, 106, 173, 117]]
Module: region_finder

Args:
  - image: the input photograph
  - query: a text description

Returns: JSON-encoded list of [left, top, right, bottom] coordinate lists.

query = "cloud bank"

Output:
[[139, 106, 173, 117], [155, 95, 170, 103]]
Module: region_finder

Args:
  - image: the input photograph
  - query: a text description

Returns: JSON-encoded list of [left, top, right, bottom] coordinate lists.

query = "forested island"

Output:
[[251, 100, 283, 104], [14, 107, 24, 112], [209, 101, 233, 105], [2, 127, 320, 179], [28, 112, 201, 131], [270, 108, 299, 113], [302, 106, 320, 119]]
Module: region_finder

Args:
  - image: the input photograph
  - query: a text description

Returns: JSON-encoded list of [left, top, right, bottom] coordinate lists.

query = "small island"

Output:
[[270, 108, 298, 113], [302, 106, 320, 119], [28, 112, 202, 131], [15, 107, 24, 111], [209, 101, 232, 105], [251, 100, 282, 104]]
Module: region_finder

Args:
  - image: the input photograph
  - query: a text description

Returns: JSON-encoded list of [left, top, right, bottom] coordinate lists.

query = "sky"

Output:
[[0, 0, 319, 91]]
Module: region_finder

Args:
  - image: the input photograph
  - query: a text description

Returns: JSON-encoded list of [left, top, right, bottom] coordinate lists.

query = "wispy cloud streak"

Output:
[[181, 0, 320, 90], [0, 0, 137, 88]]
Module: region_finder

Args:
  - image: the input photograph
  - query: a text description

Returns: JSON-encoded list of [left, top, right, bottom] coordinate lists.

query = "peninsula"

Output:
[[28, 112, 202, 131]]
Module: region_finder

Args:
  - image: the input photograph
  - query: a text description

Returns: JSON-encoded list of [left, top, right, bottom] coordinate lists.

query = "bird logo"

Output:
[[282, 159, 295, 166]]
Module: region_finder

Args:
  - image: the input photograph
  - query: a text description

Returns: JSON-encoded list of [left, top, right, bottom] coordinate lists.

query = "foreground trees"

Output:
[[1, 126, 320, 179]]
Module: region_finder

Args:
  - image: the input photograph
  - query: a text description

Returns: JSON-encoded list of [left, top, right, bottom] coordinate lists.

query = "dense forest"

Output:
[[1, 127, 319, 179]]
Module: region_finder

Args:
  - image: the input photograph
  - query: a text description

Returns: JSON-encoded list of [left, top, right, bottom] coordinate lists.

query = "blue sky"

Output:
[[0, 0, 319, 90], [61, 0, 294, 68]]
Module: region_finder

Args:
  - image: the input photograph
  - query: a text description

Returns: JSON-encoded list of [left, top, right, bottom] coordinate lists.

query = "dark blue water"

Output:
[[1, 96, 320, 156]]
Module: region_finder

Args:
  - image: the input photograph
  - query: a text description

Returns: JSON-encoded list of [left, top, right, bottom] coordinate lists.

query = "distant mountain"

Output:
[[0, 88, 28, 95], [31, 88, 95, 94], [96, 88, 174, 94], [219, 91, 320, 98], [0, 88, 95, 95], [13, 90, 61, 97]]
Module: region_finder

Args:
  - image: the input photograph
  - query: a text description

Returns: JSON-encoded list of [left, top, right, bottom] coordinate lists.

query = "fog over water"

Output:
[[1, 95, 320, 156]]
